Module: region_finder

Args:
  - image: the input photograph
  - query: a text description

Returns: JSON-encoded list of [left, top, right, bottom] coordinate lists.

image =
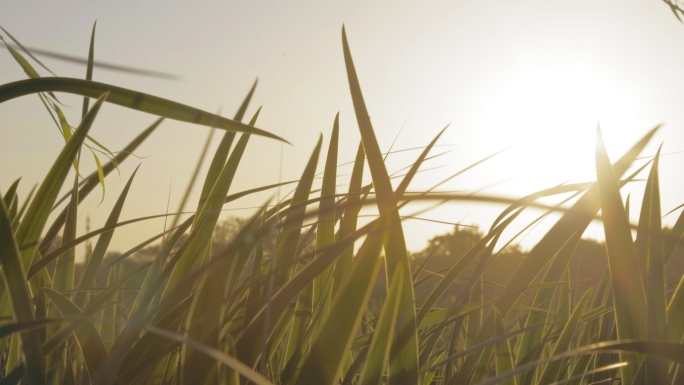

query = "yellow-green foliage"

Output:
[[1, 24, 684, 385]]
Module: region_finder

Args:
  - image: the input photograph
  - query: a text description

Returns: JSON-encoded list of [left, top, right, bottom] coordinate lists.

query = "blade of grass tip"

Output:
[[273, 134, 323, 288], [40, 117, 162, 255], [194, 79, 256, 215], [74, 166, 139, 307], [2, 178, 21, 208], [395, 125, 448, 199], [42, 288, 108, 377], [11, 184, 35, 230], [635, 147, 667, 341], [0, 78, 287, 142], [634, 147, 669, 382], [82, 21, 96, 118], [292, 222, 385, 385], [169, 116, 215, 233], [358, 264, 404, 385], [334, 141, 365, 294], [0, 26, 57, 76], [0, 198, 45, 385], [514, 156, 653, 366], [595, 127, 647, 383], [313, 113, 339, 309], [0, 34, 56, 103], [383, 115, 410, 162], [163, 108, 261, 297], [494, 125, 659, 320], [342, 25, 419, 385], [15, 93, 108, 278]]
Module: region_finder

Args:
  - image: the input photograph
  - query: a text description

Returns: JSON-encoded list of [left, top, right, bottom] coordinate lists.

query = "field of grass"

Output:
[[1, 23, 684, 385]]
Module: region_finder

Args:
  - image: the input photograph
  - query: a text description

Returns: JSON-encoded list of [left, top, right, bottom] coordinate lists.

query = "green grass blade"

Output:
[[40, 118, 161, 254], [2, 178, 20, 209], [142, 325, 273, 385], [0, 26, 57, 76], [52, 175, 78, 294], [635, 147, 667, 340], [358, 264, 403, 385], [314, 113, 339, 308], [0, 78, 287, 142], [82, 21, 96, 118], [492, 309, 516, 385], [42, 288, 108, 378], [164, 109, 260, 295], [15, 92, 107, 271], [334, 142, 365, 293], [537, 289, 593, 384], [0, 198, 45, 385], [342, 26, 419, 384], [74, 166, 139, 307], [594, 127, 647, 383], [292, 222, 385, 385], [495, 125, 659, 318], [273, 135, 322, 287], [236, 219, 378, 368]]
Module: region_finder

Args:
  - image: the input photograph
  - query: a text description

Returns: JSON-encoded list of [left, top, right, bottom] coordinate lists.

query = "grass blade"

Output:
[[0, 78, 287, 142], [0, 198, 45, 385], [342, 26, 419, 384], [358, 264, 404, 385], [15, 92, 107, 271]]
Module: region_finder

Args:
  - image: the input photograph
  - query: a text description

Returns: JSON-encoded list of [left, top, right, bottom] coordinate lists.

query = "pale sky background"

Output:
[[2, 0, 684, 258]]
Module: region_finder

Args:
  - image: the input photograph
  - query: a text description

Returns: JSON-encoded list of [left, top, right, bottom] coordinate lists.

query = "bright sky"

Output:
[[2, 0, 684, 256]]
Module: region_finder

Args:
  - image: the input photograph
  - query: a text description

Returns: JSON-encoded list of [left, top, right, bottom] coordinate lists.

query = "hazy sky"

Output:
[[2, 0, 684, 256]]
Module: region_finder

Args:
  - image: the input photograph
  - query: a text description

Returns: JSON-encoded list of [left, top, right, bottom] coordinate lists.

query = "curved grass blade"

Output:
[[74, 166, 139, 307], [476, 339, 684, 385], [0, 26, 56, 76], [15, 92, 107, 271], [0, 78, 287, 142], [40, 118, 161, 254], [342, 26, 418, 384], [42, 288, 108, 378], [142, 324, 272, 385], [164, 109, 260, 295], [495, 125, 659, 318], [0, 199, 45, 385]]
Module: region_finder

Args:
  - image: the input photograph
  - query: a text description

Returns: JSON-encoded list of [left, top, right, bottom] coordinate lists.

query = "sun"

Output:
[[475, 56, 633, 194]]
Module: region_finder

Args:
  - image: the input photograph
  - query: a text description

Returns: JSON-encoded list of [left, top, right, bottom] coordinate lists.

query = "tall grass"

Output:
[[1, 24, 684, 385]]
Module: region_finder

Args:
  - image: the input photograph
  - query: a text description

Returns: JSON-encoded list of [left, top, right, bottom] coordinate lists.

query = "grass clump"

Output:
[[1, 23, 684, 385]]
